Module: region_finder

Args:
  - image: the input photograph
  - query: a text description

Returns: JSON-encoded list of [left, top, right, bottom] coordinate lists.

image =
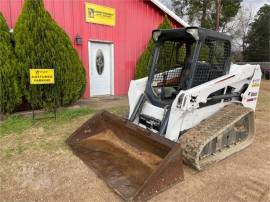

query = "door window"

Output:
[[96, 49, 104, 75]]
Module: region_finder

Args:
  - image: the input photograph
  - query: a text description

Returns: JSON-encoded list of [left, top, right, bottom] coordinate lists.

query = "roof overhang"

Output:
[[149, 0, 189, 27]]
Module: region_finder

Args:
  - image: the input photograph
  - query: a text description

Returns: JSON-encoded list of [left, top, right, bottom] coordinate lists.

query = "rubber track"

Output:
[[180, 104, 254, 170]]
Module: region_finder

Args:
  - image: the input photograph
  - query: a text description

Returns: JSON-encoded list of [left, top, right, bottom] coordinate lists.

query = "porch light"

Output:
[[75, 35, 82, 45]]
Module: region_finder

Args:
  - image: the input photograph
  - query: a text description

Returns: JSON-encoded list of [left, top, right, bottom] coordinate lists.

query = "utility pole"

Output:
[[215, 0, 221, 31]]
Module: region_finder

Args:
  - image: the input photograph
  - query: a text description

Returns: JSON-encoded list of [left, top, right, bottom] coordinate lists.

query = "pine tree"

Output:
[[243, 4, 270, 62], [14, 0, 86, 109], [0, 12, 21, 113], [135, 15, 172, 79], [171, 0, 188, 18], [183, 0, 242, 30]]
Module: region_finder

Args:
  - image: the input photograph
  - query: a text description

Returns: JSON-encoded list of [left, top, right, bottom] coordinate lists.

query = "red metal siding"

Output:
[[0, 0, 183, 98]]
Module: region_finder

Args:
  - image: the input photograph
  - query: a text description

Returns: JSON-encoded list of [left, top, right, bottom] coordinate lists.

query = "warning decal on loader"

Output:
[[30, 69, 55, 84]]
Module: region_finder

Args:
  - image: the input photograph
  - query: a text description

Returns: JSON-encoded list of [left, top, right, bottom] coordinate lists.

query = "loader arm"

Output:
[[175, 64, 262, 112], [165, 63, 261, 141]]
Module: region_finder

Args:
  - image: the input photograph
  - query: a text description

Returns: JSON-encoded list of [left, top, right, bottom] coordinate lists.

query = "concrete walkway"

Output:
[[76, 95, 128, 110]]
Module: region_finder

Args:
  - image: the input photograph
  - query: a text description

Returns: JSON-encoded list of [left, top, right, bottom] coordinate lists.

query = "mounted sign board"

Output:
[[85, 2, 115, 26], [30, 69, 55, 84]]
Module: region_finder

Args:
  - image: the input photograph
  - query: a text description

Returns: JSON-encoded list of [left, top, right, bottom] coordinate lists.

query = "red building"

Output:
[[0, 0, 188, 98]]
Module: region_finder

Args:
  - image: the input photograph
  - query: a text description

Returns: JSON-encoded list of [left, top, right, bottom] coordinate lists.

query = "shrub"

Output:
[[0, 12, 21, 113], [14, 0, 86, 109], [135, 15, 172, 79]]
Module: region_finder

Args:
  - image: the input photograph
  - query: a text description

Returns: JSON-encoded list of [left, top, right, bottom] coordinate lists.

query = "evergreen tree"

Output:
[[135, 15, 172, 79], [243, 4, 270, 62], [172, 0, 242, 30], [14, 0, 86, 109], [171, 0, 188, 18], [0, 12, 9, 31], [0, 12, 21, 113]]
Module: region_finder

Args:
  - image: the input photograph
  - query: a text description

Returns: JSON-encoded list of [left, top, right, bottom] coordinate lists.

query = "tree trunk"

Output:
[[200, 0, 207, 27], [215, 0, 221, 31]]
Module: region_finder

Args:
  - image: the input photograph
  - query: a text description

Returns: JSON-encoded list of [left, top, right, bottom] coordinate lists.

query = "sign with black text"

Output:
[[30, 69, 55, 84], [85, 2, 115, 26]]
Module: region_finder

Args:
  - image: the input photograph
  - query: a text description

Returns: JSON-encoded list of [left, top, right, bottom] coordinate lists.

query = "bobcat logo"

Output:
[[96, 49, 104, 75]]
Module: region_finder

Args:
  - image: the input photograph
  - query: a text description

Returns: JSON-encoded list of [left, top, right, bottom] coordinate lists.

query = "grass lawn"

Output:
[[0, 106, 128, 159], [0, 108, 96, 137]]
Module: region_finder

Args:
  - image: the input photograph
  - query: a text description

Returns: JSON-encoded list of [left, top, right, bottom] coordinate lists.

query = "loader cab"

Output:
[[146, 27, 232, 108]]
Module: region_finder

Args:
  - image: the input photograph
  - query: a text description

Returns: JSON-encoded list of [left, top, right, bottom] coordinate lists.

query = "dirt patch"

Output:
[[0, 151, 120, 202], [0, 81, 269, 202], [78, 130, 163, 169]]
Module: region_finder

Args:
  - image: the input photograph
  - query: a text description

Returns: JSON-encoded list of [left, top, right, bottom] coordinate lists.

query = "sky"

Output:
[[159, 0, 270, 20], [242, 0, 270, 17], [158, 0, 270, 51]]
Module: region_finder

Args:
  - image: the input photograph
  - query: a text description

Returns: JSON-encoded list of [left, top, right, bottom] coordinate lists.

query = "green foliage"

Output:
[[171, 0, 188, 18], [0, 12, 21, 113], [14, 0, 86, 109], [173, 0, 242, 30], [135, 15, 172, 79], [0, 13, 9, 31], [220, 0, 242, 29], [243, 4, 270, 62]]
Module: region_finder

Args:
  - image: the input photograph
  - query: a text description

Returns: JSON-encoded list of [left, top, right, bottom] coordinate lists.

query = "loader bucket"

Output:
[[67, 111, 184, 201]]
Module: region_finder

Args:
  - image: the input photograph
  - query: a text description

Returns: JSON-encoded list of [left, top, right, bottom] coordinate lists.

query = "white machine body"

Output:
[[128, 64, 261, 142]]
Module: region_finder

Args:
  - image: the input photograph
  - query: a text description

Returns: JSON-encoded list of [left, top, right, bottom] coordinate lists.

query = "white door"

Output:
[[89, 42, 113, 96]]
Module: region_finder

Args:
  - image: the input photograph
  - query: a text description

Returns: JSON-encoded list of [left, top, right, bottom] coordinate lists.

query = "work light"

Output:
[[186, 28, 199, 40], [152, 30, 161, 42]]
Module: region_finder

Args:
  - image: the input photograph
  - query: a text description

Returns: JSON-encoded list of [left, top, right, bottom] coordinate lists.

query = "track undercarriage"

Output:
[[180, 104, 254, 170]]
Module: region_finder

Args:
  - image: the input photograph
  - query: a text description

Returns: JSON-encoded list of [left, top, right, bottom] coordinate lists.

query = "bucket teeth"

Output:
[[180, 104, 254, 170]]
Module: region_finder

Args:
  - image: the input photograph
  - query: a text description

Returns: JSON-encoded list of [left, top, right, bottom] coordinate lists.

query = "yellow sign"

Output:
[[85, 2, 115, 26], [30, 69, 55, 84]]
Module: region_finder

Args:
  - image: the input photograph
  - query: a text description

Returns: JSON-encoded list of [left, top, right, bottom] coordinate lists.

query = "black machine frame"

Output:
[[145, 27, 232, 108]]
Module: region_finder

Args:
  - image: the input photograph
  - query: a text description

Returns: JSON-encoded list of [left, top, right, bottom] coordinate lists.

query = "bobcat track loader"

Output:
[[67, 27, 261, 201]]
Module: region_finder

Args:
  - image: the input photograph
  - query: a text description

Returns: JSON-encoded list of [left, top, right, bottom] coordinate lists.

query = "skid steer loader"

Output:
[[67, 27, 261, 201]]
